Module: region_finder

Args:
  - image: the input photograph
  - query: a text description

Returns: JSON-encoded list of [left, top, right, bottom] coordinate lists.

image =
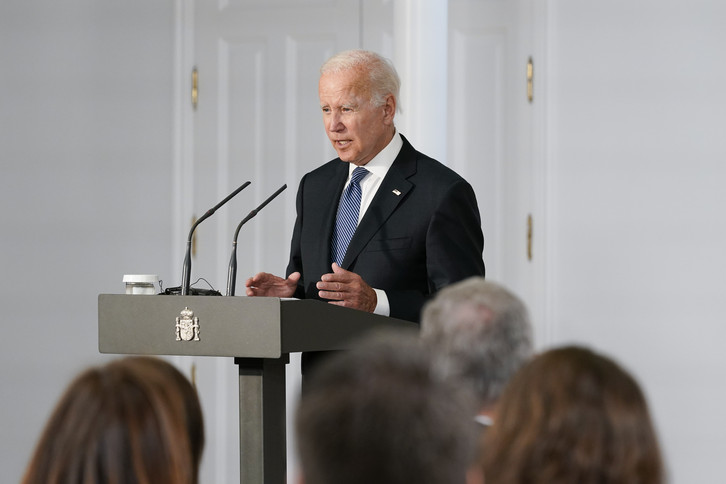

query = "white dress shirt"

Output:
[[338, 131, 403, 316]]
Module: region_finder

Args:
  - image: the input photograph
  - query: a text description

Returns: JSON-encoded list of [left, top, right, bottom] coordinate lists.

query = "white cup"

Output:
[[123, 274, 159, 295]]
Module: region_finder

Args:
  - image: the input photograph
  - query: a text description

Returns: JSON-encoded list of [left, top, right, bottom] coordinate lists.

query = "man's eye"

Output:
[[322, 107, 330, 113]]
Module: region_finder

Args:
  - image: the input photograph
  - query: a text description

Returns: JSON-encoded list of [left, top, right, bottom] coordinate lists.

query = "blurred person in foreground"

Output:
[[483, 345, 665, 484], [295, 330, 483, 484], [21, 356, 204, 484], [421, 277, 533, 424]]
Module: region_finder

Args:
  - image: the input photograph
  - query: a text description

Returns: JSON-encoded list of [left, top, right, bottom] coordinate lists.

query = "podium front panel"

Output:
[[98, 294, 282, 358]]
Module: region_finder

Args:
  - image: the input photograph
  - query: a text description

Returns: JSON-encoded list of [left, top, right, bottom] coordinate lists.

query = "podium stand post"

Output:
[[236, 357, 287, 484]]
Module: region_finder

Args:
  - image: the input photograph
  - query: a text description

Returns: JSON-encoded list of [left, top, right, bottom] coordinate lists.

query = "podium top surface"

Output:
[[98, 294, 418, 359]]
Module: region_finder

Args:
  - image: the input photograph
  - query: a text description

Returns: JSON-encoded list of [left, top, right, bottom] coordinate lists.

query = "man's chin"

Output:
[[335, 151, 353, 163]]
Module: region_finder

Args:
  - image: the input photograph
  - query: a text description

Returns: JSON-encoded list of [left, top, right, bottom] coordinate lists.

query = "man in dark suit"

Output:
[[245, 49, 485, 324]]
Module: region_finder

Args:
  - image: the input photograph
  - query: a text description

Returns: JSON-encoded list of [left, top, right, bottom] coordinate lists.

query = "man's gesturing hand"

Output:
[[245, 272, 300, 298], [316, 263, 377, 312]]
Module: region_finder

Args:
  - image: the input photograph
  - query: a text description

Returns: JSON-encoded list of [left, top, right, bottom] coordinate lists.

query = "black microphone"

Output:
[[226, 184, 287, 296], [181, 181, 251, 295]]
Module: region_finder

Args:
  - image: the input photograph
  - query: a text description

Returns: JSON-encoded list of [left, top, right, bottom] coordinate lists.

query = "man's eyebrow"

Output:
[[320, 102, 358, 110]]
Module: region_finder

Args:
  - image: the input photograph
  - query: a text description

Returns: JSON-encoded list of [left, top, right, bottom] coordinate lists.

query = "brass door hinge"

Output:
[[527, 214, 533, 261], [526, 57, 534, 103], [192, 67, 199, 110]]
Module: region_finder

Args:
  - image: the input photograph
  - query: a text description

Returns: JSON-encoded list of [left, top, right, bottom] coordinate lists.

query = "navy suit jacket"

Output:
[[286, 134, 485, 323]]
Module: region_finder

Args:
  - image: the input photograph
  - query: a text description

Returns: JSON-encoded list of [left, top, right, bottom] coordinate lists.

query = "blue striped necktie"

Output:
[[331, 166, 369, 265]]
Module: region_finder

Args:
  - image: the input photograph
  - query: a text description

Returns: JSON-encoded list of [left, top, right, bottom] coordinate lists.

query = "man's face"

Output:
[[318, 68, 395, 166]]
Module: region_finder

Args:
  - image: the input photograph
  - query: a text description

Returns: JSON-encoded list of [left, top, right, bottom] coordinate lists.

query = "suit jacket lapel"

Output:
[[314, 162, 349, 268], [342, 140, 416, 268]]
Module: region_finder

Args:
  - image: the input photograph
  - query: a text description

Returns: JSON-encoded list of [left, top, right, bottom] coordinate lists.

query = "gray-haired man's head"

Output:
[[421, 277, 533, 410]]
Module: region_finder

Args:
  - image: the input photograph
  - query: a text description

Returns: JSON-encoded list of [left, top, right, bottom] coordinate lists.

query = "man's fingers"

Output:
[[321, 272, 345, 283], [317, 280, 351, 293], [321, 272, 355, 284], [318, 290, 343, 301]]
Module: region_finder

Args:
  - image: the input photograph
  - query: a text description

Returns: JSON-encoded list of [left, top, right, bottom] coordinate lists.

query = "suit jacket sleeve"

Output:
[[386, 178, 485, 321]]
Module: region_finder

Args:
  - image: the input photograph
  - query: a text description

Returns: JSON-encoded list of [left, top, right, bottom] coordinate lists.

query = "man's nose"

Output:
[[327, 113, 344, 132]]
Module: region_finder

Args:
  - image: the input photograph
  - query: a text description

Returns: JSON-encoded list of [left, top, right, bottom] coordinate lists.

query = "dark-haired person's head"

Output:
[[22, 356, 204, 484], [296, 330, 480, 484], [483, 345, 664, 484]]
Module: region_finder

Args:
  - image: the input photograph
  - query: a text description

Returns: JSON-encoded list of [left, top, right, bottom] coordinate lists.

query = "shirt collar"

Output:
[[348, 130, 403, 179]]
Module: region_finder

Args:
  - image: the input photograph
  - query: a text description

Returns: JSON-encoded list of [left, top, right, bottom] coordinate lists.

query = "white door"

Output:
[[448, 0, 542, 331], [188, 0, 361, 291], [181, 1, 362, 481]]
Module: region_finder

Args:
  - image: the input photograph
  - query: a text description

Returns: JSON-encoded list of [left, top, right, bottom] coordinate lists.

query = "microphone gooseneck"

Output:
[[226, 184, 287, 296], [181, 181, 251, 295]]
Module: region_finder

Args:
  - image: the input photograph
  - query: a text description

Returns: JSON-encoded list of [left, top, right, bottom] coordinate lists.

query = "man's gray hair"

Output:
[[421, 277, 533, 408], [321, 49, 401, 112]]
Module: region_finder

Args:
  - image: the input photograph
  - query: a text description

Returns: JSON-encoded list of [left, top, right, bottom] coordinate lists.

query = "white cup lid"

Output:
[[123, 274, 159, 284]]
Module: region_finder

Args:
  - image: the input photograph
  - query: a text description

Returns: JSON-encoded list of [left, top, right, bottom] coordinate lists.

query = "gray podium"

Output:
[[98, 294, 417, 484]]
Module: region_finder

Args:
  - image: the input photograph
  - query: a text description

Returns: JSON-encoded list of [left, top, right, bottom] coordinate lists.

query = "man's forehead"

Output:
[[319, 71, 370, 102]]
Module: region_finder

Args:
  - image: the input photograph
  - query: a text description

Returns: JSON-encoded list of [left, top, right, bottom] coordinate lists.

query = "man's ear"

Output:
[[382, 94, 396, 124]]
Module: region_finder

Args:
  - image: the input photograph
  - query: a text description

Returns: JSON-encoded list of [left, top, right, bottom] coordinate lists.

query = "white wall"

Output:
[[0, 1, 175, 482], [546, 1, 726, 482]]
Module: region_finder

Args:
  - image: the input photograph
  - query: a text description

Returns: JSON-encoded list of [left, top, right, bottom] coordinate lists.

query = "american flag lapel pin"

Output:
[[392, 189, 401, 196]]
